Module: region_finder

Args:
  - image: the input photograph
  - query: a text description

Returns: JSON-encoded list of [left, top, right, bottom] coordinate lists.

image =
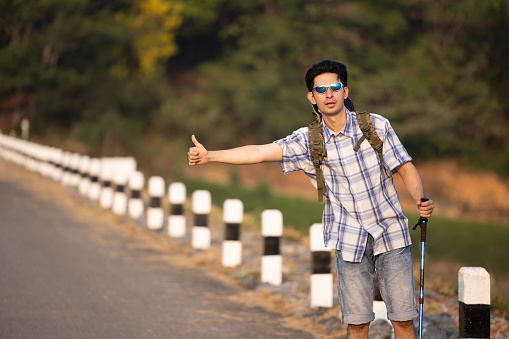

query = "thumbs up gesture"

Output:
[[188, 135, 208, 165]]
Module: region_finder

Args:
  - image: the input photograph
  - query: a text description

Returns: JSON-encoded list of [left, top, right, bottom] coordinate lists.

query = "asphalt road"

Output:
[[0, 159, 314, 339]]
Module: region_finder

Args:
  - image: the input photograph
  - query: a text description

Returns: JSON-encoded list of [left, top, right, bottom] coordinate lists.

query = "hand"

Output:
[[188, 135, 209, 165], [417, 198, 434, 218]]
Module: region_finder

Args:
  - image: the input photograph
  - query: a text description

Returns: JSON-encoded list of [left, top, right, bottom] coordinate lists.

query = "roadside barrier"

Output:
[[168, 182, 186, 237], [78, 155, 91, 197], [99, 161, 114, 210], [309, 223, 333, 308], [147, 176, 165, 230], [128, 171, 145, 220], [261, 209, 283, 286], [192, 190, 211, 250], [112, 158, 137, 216], [112, 172, 128, 216], [222, 199, 243, 268], [87, 158, 102, 202], [458, 267, 490, 339]]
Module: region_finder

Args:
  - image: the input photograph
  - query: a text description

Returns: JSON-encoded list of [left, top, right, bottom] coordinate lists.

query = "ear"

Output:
[[307, 91, 316, 105], [344, 86, 349, 99]]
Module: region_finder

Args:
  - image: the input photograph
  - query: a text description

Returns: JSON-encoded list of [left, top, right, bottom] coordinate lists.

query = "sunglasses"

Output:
[[313, 82, 343, 94]]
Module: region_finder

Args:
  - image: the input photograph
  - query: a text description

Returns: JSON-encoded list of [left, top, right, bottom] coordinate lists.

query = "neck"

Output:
[[322, 110, 347, 133]]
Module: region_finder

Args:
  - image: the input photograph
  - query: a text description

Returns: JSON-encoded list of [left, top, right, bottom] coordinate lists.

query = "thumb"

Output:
[[191, 135, 202, 148]]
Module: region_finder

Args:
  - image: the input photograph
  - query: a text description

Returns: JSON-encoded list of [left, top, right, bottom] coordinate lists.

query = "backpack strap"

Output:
[[309, 111, 327, 202], [353, 111, 390, 177]]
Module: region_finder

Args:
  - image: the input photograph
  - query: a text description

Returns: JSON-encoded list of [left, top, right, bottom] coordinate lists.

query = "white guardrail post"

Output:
[[458, 267, 490, 339], [309, 223, 333, 308], [261, 209, 283, 287], [222, 199, 243, 268], [191, 190, 211, 250]]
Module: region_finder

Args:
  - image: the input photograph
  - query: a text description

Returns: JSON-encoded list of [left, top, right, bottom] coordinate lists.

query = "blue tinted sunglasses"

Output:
[[313, 82, 342, 94]]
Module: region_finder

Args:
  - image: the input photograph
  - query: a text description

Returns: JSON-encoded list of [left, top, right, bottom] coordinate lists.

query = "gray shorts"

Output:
[[335, 235, 418, 325]]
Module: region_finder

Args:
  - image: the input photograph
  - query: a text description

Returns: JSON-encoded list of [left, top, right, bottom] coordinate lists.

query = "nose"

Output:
[[325, 87, 334, 97]]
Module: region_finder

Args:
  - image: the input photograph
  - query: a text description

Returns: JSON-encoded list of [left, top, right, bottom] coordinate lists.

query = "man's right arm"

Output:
[[188, 135, 283, 166]]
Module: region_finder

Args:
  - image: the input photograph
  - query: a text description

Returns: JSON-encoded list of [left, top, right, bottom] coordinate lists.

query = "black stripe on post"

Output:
[[150, 197, 161, 208], [91, 176, 99, 183], [131, 190, 141, 199], [102, 180, 111, 188], [225, 223, 240, 241], [459, 302, 490, 339], [312, 251, 331, 274], [115, 184, 125, 193], [194, 214, 208, 227], [264, 236, 280, 256], [171, 204, 183, 216]]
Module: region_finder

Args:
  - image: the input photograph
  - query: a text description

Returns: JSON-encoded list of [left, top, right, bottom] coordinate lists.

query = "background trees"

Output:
[[1, 0, 508, 175]]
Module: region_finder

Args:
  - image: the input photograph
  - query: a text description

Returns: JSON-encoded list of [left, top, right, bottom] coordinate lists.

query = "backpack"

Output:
[[308, 98, 389, 202]]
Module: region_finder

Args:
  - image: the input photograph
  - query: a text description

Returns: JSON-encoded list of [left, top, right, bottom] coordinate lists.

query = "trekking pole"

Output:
[[412, 197, 429, 339]]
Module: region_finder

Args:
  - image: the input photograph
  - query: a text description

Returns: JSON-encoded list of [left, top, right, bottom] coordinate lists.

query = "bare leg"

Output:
[[346, 323, 369, 339], [392, 320, 416, 339]]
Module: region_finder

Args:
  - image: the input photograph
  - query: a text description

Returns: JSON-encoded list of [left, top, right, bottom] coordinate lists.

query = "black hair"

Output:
[[305, 60, 348, 91]]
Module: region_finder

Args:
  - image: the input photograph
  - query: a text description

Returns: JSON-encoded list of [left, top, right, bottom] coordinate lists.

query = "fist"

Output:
[[188, 135, 208, 165]]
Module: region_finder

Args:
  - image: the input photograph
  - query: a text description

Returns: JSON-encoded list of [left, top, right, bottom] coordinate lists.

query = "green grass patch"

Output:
[[407, 212, 509, 278]]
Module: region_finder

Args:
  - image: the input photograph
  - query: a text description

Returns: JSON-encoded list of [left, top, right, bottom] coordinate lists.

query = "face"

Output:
[[307, 73, 349, 117]]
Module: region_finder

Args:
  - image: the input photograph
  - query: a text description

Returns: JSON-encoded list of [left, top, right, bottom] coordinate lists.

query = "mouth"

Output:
[[324, 101, 336, 108]]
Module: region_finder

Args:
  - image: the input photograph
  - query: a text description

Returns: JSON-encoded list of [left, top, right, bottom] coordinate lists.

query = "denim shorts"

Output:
[[335, 235, 418, 325]]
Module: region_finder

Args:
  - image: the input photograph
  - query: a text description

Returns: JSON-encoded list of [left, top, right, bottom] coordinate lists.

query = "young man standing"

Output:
[[188, 60, 434, 339]]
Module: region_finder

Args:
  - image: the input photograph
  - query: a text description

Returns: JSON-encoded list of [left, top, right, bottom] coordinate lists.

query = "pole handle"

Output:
[[413, 197, 429, 242]]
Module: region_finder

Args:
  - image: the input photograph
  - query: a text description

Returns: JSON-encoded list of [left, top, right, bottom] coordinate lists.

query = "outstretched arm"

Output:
[[395, 161, 435, 218], [188, 135, 283, 166]]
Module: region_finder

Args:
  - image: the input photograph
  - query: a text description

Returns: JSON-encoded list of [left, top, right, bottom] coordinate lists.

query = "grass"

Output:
[[406, 212, 509, 278]]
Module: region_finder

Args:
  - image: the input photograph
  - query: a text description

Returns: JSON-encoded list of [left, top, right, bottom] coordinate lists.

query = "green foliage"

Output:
[[0, 0, 183, 152], [1, 0, 509, 175]]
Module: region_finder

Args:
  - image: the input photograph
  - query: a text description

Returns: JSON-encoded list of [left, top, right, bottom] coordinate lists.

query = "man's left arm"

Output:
[[395, 162, 435, 218]]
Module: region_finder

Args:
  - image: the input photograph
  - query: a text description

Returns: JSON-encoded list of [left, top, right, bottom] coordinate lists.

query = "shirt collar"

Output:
[[321, 109, 357, 142]]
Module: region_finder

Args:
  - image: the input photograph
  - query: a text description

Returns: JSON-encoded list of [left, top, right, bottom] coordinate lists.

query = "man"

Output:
[[188, 60, 434, 339]]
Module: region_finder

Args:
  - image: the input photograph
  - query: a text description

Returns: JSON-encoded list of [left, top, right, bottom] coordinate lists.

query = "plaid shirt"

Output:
[[276, 110, 413, 262]]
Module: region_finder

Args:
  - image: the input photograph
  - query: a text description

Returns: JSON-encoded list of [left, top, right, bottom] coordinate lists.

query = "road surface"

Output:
[[0, 159, 314, 339]]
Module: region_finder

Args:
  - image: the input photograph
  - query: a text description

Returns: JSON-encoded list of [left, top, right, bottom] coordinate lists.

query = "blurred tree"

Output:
[[0, 0, 183, 153]]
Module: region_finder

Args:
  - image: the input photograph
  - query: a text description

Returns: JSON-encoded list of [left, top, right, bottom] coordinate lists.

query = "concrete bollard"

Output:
[[168, 182, 186, 237], [60, 151, 71, 186], [87, 158, 102, 202], [128, 171, 145, 220], [99, 165, 114, 210], [191, 190, 211, 250], [222, 199, 243, 268], [458, 267, 490, 339], [50, 148, 64, 182], [112, 172, 129, 216], [78, 155, 91, 197], [146, 176, 165, 230], [261, 209, 283, 286], [68, 153, 81, 188], [309, 223, 333, 308]]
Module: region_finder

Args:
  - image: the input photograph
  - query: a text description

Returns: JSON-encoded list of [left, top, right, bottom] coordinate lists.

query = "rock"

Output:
[[241, 274, 258, 290], [272, 281, 299, 294], [368, 319, 393, 339], [318, 316, 342, 331]]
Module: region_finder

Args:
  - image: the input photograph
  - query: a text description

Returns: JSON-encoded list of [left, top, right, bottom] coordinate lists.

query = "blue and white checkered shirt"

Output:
[[276, 109, 413, 262]]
